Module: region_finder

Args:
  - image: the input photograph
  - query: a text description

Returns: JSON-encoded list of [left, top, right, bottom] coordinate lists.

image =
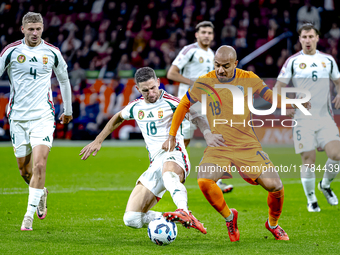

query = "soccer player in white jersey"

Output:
[[0, 12, 73, 230], [275, 23, 340, 212], [80, 67, 225, 234], [167, 21, 233, 194]]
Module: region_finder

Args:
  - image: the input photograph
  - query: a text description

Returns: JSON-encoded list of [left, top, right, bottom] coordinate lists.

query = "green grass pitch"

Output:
[[0, 144, 339, 254]]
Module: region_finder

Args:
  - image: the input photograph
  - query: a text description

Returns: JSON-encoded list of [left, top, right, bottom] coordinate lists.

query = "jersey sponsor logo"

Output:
[[322, 62, 326, 68], [138, 110, 145, 120], [299, 63, 306, 69], [29, 56, 38, 62], [310, 63, 317, 67], [43, 55, 48, 65], [199, 56, 204, 63], [158, 108, 163, 119], [17, 54, 26, 63], [147, 112, 154, 118], [207, 59, 210, 63]]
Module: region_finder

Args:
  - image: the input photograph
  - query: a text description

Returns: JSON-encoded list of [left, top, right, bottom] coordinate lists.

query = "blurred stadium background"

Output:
[[1, 0, 340, 144]]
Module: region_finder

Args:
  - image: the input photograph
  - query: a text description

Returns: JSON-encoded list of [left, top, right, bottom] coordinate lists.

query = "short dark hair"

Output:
[[298, 23, 320, 35], [135, 67, 157, 85], [195, 21, 214, 32]]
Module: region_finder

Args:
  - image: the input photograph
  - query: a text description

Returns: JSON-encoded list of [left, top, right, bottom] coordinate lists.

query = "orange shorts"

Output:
[[199, 146, 275, 185]]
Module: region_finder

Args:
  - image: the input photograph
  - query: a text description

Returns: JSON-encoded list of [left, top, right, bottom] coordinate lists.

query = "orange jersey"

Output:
[[188, 69, 272, 148]]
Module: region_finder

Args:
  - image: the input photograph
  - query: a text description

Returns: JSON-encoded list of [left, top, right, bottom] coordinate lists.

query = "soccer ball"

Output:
[[147, 217, 177, 246]]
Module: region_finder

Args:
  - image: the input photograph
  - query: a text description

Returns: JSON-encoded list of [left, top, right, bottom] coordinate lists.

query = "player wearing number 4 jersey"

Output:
[[275, 23, 340, 212], [80, 67, 224, 234], [0, 12, 73, 230]]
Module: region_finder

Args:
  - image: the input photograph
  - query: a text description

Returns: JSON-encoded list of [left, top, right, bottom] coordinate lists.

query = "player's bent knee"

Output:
[[123, 211, 144, 229]]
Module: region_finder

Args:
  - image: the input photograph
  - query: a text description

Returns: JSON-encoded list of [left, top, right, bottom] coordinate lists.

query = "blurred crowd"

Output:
[[0, 0, 340, 140]]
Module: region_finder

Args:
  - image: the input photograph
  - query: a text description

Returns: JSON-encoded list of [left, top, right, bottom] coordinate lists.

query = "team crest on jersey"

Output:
[[199, 57, 204, 63], [43, 55, 48, 65], [322, 62, 326, 68], [299, 63, 306, 69], [138, 110, 144, 120], [17, 54, 26, 63], [299, 143, 303, 149], [236, 85, 244, 95], [158, 108, 163, 119]]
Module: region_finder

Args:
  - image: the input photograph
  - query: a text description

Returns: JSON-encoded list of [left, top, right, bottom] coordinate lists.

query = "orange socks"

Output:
[[267, 186, 284, 227], [197, 178, 231, 218]]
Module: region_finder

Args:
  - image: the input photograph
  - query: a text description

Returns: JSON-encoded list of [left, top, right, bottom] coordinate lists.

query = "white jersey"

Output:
[[121, 90, 189, 161], [278, 50, 340, 119], [172, 42, 214, 97], [0, 39, 72, 120]]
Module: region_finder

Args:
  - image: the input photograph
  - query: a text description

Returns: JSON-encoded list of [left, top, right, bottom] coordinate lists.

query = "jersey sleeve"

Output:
[[277, 57, 293, 85], [0, 48, 12, 77], [172, 46, 196, 70], [187, 80, 204, 103], [52, 49, 68, 76], [248, 71, 268, 95], [329, 57, 340, 80], [52, 49, 73, 115], [120, 101, 137, 120]]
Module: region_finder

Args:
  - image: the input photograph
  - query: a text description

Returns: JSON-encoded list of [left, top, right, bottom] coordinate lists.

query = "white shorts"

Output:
[[293, 118, 340, 154], [9, 116, 55, 157], [137, 146, 191, 198]]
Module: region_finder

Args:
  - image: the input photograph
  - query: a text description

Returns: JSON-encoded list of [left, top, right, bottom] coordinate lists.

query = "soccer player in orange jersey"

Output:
[[162, 46, 298, 241]]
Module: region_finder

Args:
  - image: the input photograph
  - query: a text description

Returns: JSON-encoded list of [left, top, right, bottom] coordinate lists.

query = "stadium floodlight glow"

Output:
[[201, 86, 311, 116]]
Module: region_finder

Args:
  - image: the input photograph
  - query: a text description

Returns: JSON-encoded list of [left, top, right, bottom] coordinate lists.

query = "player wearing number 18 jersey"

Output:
[[275, 23, 340, 212], [163, 46, 293, 241], [79, 67, 221, 234], [0, 12, 73, 231], [167, 21, 233, 194]]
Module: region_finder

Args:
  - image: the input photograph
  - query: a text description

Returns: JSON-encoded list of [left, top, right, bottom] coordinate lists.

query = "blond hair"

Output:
[[22, 12, 43, 26]]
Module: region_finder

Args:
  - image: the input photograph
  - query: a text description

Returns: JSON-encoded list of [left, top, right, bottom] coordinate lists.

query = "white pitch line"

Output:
[[2, 179, 338, 195]]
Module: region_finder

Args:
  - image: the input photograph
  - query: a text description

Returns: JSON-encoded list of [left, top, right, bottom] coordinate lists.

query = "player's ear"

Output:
[[157, 78, 160, 88], [135, 85, 140, 93], [21, 26, 24, 34], [235, 60, 239, 66]]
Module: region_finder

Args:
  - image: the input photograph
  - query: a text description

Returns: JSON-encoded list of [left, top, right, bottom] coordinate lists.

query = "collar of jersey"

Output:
[[22, 38, 43, 47], [300, 50, 319, 56]]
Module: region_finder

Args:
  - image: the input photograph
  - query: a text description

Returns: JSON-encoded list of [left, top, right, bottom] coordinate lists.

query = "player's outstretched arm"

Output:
[[79, 111, 125, 160], [332, 78, 340, 109], [162, 94, 192, 152]]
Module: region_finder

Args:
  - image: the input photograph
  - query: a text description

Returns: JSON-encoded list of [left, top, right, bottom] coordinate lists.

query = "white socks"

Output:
[[225, 211, 234, 222], [301, 165, 317, 203], [162, 171, 189, 214], [25, 187, 44, 218], [322, 158, 339, 188], [123, 211, 163, 228]]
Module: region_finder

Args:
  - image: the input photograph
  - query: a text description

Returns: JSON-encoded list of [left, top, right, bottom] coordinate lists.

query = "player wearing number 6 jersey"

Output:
[[0, 12, 73, 230], [80, 67, 224, 234], [275, 23, 340, 212]]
